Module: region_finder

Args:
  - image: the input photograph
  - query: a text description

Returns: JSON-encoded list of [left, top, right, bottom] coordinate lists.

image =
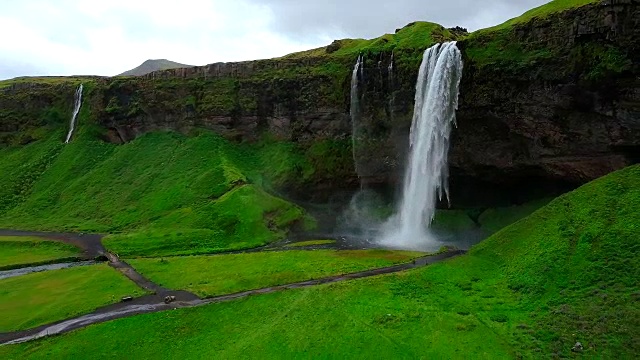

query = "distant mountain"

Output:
[[118, 59, 193, 77]]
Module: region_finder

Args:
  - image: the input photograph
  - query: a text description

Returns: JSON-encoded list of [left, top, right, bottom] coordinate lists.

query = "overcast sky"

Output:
[[0, 0, 549, 80]]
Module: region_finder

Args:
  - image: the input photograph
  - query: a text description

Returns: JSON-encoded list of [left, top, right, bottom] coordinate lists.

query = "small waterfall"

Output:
[[388, 52, 395, 119], [350, 55, 364, 178], [379, 42, 463, 249], [388, 52, 394, 82], [64, 84, 84, 143]]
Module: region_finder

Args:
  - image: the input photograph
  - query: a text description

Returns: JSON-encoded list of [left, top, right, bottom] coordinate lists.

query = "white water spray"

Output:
[[64, 84, 84, 143], [379, 42, 463, 249], [350, 55, 364, 177]]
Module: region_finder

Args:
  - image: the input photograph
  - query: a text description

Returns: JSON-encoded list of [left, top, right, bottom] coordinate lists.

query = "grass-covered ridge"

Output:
[[283, 21, 453, 59], [0, 76, 95, 89], [4, 165, 637, 358], [481, 0, 600, 32], [463, 0, 633, 80]]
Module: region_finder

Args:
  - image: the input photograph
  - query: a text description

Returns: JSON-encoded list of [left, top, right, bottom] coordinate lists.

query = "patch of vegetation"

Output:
[[463, 0, 632, 81], [104, 185, 307, 258], [5, 165, 637, 358], [128, 249, 423, 297], [0, 236, 81, 270], [572, 43, 634, 81], [0, 264, 145, 332], [0, 76, 94, 89], [477, 198, 551, 234], [285, 240, 336, 247], [0, 135, 64, 212], [464, 28, 554, 70], [304, 139, 354, 183]]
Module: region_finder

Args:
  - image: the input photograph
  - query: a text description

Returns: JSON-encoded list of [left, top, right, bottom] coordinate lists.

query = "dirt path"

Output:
[[0, 250, 465, 345], [0, 230, 196, 302], [0, 229, 105, 259]]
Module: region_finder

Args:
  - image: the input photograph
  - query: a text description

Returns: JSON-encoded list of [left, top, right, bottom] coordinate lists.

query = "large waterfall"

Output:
[[379, 42, 463, 249], [64, 84, 84, 144], [350, 55, 364, 178]]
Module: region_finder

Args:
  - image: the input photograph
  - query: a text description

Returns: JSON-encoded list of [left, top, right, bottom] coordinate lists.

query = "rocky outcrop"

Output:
[[118, 59, 193, 77], [450, 0, 639, 201]]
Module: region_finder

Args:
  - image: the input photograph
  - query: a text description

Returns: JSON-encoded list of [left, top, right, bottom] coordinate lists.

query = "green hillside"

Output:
[[0, 112, 319, 256], [3, 165, 637, 358]]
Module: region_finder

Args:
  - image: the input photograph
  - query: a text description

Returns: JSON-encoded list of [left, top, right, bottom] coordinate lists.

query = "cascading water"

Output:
[[350, 55, 364, 178], [388, 52, 394, 82], [64, 84, 84, 144], [379, 42, 463, 249], [388, 52, 395, 119]]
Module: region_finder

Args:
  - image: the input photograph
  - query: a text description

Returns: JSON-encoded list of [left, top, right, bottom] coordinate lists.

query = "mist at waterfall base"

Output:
[[64, 84, 84, 144], [340, 42, 472, 251]]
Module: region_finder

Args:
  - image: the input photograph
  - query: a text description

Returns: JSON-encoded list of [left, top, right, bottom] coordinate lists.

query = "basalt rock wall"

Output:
[[1, 0, 638, 206]]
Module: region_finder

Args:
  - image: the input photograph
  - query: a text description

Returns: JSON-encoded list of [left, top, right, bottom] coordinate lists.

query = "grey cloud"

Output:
[[0, 0, 553, 79], [249, 0, 549, 41], [0, 60, 48, 80]]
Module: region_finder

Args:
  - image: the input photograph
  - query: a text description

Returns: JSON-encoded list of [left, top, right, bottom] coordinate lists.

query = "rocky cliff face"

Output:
[[450, 0, 640, 204], [1, 1, 638, 206]]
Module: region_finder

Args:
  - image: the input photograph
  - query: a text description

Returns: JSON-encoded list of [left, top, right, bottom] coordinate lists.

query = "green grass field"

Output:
[[128, 249, 424, 297], [0, 236, 81, 270], [4, 165, 637, 358], [0, 264, 146, 332], [2, 269, 519, 359]]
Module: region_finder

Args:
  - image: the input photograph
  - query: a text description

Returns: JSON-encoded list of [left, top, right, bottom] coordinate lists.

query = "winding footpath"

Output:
[[0, 230, 465, 346]]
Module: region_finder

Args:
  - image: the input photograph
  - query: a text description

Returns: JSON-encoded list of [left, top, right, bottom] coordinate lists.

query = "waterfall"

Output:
[[64, 84, 84, 144], [388, 52, 395, 119], [379, 42, 463, 249], [388, 52, 394, 82], [350, 55, 364, 178]]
